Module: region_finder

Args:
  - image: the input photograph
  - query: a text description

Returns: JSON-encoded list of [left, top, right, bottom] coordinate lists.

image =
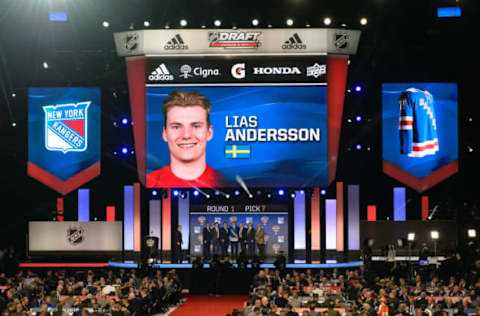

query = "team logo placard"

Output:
[[43, 102, 90, 153], [67, 225, 85, 246]]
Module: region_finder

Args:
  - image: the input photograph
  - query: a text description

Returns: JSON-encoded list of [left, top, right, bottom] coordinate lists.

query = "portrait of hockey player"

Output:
[[382, 83, 458, 180]]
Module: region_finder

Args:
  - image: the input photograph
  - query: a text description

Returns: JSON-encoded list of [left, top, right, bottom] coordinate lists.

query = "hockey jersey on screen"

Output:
[[398, 88, 439, 158]]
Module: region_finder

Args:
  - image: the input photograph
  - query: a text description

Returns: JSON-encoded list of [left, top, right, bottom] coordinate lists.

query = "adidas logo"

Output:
[[148, 64, 174, 81], [164, 34, 189, 50], [282, 33, 307, 49]]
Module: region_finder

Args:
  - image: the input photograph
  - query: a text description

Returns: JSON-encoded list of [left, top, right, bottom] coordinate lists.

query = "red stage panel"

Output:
[[106, 206, 115, 222], [311, 188, 320, 251], [162, 189, 172, 251], [134, 183, 141, 252], [367, 205, 376, 221], [57, 197, 64, 222], [422, 196, 429, 221]]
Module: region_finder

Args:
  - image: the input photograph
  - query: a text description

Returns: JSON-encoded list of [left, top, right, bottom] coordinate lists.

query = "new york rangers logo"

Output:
[[43, 102, 90, 153]]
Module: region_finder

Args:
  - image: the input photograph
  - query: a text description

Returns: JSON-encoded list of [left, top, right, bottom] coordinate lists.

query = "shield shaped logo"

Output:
[[125, 33, 138, 51], [334, 33, 349, 49], [67, 225, 85, 246], [43, 102, 90, 153]]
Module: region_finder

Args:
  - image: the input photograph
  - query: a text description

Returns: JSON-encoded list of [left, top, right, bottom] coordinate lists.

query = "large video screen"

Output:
[[146, 86, 327, 187], [189, 212, 289, 259], [382, 83, 458, 179]]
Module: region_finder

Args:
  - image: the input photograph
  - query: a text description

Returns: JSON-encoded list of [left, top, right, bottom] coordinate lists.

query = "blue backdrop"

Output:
[[146, 85, 327, 187], [28, 87, 101, 181], [382, 83, 458, 178]]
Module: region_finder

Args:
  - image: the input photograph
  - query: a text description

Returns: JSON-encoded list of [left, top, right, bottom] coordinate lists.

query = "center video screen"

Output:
[[189, 212, 289, 259], [146, 86, 327, 188]]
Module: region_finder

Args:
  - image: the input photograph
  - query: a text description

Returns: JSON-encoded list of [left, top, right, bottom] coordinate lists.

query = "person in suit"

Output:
[[220, 221, 230, 257], [213, 222, 221, 255], [174, 225, 183, 263], [229, 221, 240, 259], [238, 222, 247, 255], [202, 221, 213, 260], [246, 222, 256, 258], [255, 223, 265, 261]]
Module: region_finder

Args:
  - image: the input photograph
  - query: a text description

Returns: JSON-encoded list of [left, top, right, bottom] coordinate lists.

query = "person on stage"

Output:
[[229, 220, 240, 259], [174, 225, 183, 264], [238, 222, 247, 256], [255, 223, 265, 262], [220, 221, 230, 258], [146, 89, 225, 188], [246, 222, 256, 259], [202, 221, 213, 260], [213, 222, 221, 255]]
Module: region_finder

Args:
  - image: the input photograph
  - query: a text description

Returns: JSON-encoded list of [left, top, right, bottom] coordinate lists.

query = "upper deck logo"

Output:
[[43, 102, 90, 153]]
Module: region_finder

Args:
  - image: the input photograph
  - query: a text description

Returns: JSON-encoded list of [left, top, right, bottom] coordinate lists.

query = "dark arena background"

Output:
[[1, 1, 480, 315]]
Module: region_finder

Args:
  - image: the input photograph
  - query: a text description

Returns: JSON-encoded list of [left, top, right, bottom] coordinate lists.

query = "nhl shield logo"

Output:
[[43, 102, 90, 153], [125, 33, 138, 51], [334, 33, 349, 49], [67, 225, 85, 246]]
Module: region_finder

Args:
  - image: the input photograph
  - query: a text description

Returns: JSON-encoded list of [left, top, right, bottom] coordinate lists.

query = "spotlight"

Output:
[[407, 233, 415, 241], [121, 117, 129, 125], [249, 194, 253, 199], [256, 190, 262, 195], [356, 144, 362, 151], [201, 25, 206, 29], [193, 190, 199, 197], [252, 19, 259, 26], [113, 121, 118, 127], [323, 17, 332, 26], [354, 85, 363, 93], [267, 193, 272, 198], [347, 119, 352, 123], [144, 21, 150, 27], [42, 62, 49, 69], [300, 190, 305, 195], [341, 23, 347, 28], [320, 189, 327, 196], [267, 24, 272, 28], [165, 24, 170, 29], [206, 194, 211, 199], [180, 19, 187, 27], [225, 194, 230, 199], [468, 146, 474, 153], [234, 190, 240, 196], [355, 115, 362, 122], [12, 122, 16, 127], [11, 93, 16, 98], [305, 24, 311, 28], [286, 18, 293, 26], [431, 231, 439, 240], [180, 192, 187, 199], [102, 21, 110, 28], [113, 151, 117, 155], [214, 20, 221, 27], [468, 117, 473, 122], [468, 229, 476, 238], [215, 190, 220, 196], [278, 189, 285, 196], [173, 190, 179, 197], [152, 190, 158, 196], [291, 192, 296, 198], [360, 18, 368, 26], [121, 147, 129, 155]]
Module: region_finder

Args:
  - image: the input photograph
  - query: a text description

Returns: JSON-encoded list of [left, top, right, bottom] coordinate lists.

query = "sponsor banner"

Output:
[[28, 88, 101, 195], [114, 28, 361, 56], [146, 85, 327, 187], [190, 204, 288, 213], [382, 83, 458, 192], [146, 56, 327, 84], [189, 213, 288, 258], [28, 221, 122, 252]]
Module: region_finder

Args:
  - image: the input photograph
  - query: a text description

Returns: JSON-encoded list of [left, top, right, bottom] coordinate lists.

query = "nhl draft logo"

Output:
[[43, 102, 90, 153], [125, 33, 138, 51], [67, 225, 85, 246], [334, 32, 349, 49]]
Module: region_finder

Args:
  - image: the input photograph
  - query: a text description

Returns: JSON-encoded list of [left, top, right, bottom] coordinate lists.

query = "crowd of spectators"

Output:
[[230, 248, 480, 316], [0, 268, 182, 316]]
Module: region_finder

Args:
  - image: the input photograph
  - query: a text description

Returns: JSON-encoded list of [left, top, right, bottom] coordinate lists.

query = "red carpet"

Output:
[[170, 294, 249, 316]]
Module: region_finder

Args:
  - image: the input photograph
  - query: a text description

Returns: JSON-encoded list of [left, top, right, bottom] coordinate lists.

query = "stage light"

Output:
[[347, 119, 352, 123], [180, 19, 188, 27], [468, 146, 474, 153], [165, 24, 170, 29], [214, 20, 222, 27], [468, 229, 476, 238], [354, 85, 363, 93], [256, 190, 262, 195], [267, 24, 272, 28], [300, 190, 305, 195], [355, 115, 362, 122], [286, 18, 293, 26], [201, 25, 206, 29], [102, 21, 110, 28], [121, 147, 129, 155], [225, 194, 230, 199], [341, 23, 347, 28], [468, 117, 473, 122], [193, 190, 199, 197], [42, 62, 49, 69], [206, 194, 211, 199], [267, 193, 272, 198], [278, 189, 285, 196], [356, 144, 362, 151], [113, 151, 117, 155], [320, 189, 327, 195], [173, 190, 179, 197], [291, 192, 296, 198], [128, 23, 134, 30], [121, 117, 129, 125], [360, 18, 368, 25], [431, 231, 439, 240], [367, 146, 371, 151], [215, 190, 220, 196], [323, 17, 332, 26], [180, 192, 187, 199], [249, 194, 254, 199], [252, 19, 259, 26], [234, 190, 240, 196], [152, 190, 158, 196], [144, 21, 150, 27], [407, 233, 415, 241], [11, 93, 16, 98], [305, 24, 311, 28]]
